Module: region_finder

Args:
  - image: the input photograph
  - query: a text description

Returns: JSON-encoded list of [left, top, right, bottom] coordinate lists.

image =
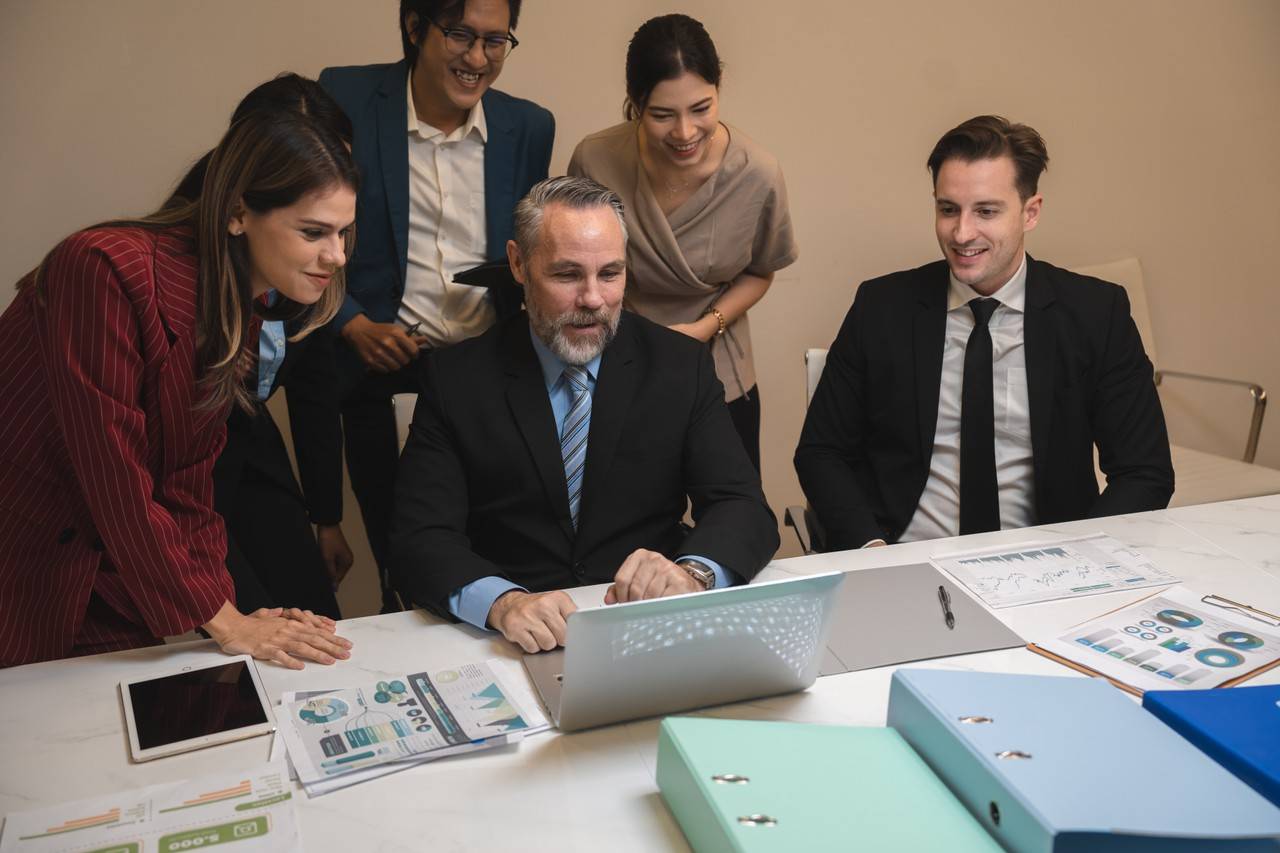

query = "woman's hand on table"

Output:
[[203, 601, 352, 670]]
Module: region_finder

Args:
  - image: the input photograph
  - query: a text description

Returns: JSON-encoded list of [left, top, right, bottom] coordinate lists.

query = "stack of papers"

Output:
[[1030, 587, 1280, 694], [0, 764, 299, 852], [273, 658, 548, 796], [931, 533, 1178, 609]]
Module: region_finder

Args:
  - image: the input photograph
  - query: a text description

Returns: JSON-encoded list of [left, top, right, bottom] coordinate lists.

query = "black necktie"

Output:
[[960, 297, 1000, 534]]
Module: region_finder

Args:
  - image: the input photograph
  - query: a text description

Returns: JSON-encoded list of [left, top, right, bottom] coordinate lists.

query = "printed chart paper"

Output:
[[932, 533, 1177, 608], [0, 764, 299, 852], [276, 659, 546, 787], [1032, 587, 1280, 692]]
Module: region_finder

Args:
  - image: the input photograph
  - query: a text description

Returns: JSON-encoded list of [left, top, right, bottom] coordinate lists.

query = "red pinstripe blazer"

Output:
[[0, 226, 237, 666]]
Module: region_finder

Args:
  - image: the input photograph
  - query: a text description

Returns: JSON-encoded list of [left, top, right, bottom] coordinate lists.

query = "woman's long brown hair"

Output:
[[23, 106, 358, 413]]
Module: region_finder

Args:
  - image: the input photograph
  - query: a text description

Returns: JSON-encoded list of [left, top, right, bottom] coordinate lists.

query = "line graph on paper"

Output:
[[930, 534, 1179, 609]]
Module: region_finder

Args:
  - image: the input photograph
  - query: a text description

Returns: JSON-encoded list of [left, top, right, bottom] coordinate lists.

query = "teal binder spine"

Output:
[[655, 716, 1002, 852]]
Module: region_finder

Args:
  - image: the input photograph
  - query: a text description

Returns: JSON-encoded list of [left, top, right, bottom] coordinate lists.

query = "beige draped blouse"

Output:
[[568, 122, 798, 401]]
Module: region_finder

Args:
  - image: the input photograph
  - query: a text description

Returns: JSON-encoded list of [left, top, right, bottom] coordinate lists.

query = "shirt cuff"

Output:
[[448, 576, 526, 630], [861, 538, 887, 548], [677, 555, 739, 589]]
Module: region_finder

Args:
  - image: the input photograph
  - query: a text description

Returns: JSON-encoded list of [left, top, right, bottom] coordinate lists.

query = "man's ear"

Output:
[[506, 239, 526, 287], [1022, 193, 1043, 234], [405, 12, 422, 48]]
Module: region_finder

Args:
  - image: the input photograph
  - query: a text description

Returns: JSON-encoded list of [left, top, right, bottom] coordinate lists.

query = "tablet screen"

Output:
[[127, 660, 269, 750]]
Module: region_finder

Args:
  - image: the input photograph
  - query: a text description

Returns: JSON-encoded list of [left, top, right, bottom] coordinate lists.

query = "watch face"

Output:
[[679, 561, 714, 589]]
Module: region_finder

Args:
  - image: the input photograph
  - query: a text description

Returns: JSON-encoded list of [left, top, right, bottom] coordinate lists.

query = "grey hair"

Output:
[[512, 176, 629, 259]]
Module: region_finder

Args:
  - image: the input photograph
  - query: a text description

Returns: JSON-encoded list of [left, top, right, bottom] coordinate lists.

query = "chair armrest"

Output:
[[784, 506, 829, 555], [1154, 369, 1267, 463]]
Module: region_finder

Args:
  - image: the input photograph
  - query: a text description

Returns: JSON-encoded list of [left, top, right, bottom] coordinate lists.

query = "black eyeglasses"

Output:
[[427, 17, 518, 60]]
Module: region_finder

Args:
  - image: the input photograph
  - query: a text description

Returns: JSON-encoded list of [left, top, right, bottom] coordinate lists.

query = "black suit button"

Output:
[[573, 561, 586, 577], [57, 527, 76, 545]]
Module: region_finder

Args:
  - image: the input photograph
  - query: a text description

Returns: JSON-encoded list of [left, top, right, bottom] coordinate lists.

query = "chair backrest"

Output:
[[805, 348, 828, 405], [1068, 257, 1157, 366]]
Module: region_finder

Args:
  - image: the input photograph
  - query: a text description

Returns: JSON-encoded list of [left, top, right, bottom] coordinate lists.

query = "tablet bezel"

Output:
[[120, 655, 275, 763]]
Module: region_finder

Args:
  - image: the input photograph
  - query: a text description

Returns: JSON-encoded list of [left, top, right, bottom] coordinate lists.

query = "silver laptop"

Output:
[[523, 572, 845, 732]]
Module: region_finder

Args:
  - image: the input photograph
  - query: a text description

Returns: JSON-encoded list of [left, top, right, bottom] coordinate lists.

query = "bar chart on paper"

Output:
[[931, 533, 1178, 608]]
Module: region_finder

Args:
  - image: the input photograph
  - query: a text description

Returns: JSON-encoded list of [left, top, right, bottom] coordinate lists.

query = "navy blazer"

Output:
[[795, 257, 1175, 550], [318, 60, 555, 330]]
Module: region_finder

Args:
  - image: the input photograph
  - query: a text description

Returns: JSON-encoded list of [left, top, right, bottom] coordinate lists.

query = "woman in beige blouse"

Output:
[[568, 13, 797, 472]]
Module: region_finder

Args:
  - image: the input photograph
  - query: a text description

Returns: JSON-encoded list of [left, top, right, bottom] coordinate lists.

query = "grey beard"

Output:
[[529, 306, 620, 365]]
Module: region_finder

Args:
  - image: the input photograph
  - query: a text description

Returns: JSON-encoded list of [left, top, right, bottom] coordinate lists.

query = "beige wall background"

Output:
[[3, 0, 1277, 616]]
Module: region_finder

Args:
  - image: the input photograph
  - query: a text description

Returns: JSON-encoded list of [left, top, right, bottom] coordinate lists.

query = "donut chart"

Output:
[[1156, 609, 1203, 629], [1218, 630, 1263, 651], [1194, 648, 1245, 668]]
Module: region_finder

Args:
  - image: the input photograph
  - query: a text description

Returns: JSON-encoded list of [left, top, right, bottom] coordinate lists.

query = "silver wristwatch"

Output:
[[676, 558, 715, 590]]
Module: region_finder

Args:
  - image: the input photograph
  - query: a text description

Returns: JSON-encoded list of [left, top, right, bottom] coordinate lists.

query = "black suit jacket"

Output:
[[391, 311, 779, 614], [213, 318, 342, 528], [795, 257, 1174, 551]]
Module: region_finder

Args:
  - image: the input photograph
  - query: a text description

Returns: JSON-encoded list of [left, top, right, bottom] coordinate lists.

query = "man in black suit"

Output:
[[214, 315, 348, 619], [391, 176, 778, 652], [795, 115, 1173, 551]]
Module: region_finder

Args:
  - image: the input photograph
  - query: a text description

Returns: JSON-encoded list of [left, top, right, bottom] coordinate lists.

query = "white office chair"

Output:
[[1069, 258, 1279, 506]]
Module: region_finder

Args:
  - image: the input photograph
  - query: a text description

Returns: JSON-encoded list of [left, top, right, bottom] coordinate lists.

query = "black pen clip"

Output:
[[938, 585, 956, 630]]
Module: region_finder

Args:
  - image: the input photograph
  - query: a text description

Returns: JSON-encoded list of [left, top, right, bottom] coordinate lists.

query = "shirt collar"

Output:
[[406, 72, 488, 143], [529, 326, 602, 392], [947, 253, 1027, 313]]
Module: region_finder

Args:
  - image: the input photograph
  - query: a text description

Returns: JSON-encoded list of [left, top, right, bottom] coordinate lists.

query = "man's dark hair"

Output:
[[400, 0, 523, 67], [926, 115, 1049, 201]]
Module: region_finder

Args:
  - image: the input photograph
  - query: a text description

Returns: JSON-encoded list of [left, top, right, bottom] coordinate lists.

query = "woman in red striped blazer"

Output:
[[0, 105, 358, 668]]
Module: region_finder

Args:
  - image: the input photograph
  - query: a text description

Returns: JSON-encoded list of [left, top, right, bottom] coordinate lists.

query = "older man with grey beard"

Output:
[[390, 176, 778, 653]]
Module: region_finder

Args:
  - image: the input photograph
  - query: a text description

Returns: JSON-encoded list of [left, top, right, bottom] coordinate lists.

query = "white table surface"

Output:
[[3, 495, 1279, 852]]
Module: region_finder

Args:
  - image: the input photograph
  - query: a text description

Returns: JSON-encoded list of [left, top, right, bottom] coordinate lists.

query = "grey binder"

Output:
[[819, 562, 1024, 676]]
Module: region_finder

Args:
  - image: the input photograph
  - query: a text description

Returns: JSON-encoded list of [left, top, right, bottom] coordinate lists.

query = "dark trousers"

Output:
[[217, 405, 341, 620], [726, 385, 762, 474], [335, 348, 423, 613]]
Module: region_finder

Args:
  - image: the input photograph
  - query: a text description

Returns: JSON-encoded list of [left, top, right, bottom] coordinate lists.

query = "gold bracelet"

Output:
[[703, 307, 726, 337]]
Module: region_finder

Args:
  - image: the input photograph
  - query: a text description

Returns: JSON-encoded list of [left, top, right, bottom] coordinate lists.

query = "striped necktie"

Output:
[[560, 366, 592, 528]]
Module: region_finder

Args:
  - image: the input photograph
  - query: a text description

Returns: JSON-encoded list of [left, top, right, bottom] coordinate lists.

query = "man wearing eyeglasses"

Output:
[[311, 0, 553, 611]]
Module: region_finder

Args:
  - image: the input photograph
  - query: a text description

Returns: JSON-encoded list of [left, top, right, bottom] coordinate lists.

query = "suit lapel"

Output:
[[482, 91, 516, 259], [912, 268, 948, 463], [1023, 256, 1057, 487], [576, 317, 639, 538], [503, 319, 575, 544], [376, 63, 411, 287]]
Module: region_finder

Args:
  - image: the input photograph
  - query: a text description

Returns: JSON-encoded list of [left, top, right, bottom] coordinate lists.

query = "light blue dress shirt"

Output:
[[447, 329, 737, 630], [256, 291, 286, 402]]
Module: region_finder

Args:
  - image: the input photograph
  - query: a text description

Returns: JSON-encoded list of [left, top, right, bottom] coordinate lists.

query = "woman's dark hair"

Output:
[[399, 0, 523, 68], [167, 73, 353, 207], [624, 14, 722, 121]]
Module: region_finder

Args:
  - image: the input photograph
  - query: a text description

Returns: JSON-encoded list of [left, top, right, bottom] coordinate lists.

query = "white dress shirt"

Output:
[[398, 74, 494, 346], [900, 254, 1036, 541]]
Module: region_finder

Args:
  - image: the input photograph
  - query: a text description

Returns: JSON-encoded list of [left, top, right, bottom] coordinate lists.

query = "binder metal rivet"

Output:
[[554, 674, 563, 683], [995, 750, 1032, 760], [989, 802, 1001, 826], [958, 715, 994, 724], [712, 774, 750, 784], [737, 815, 778, 827]]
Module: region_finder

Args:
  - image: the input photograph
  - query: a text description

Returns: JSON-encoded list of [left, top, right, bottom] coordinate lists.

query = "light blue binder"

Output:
[[887, 669, 1280, 852]]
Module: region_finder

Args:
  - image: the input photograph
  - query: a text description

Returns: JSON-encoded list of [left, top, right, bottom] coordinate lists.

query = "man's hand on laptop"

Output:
[[605, 549, 703, 604], [488, 590, 577, 653]]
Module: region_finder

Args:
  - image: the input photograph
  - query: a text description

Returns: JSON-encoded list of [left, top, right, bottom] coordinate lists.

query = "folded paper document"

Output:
[[1145, 684, 1280, 808], [887, 669, 1280, 852], [655, 716, 1000, 852]]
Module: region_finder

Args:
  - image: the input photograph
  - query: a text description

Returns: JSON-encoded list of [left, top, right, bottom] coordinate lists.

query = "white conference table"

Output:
[[3, 495, 1279, 851]]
